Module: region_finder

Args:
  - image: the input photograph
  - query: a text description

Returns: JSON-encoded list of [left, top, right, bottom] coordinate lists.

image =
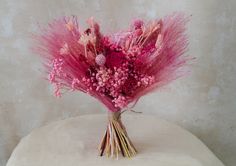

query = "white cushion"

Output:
[[6, 114, 224, 166]]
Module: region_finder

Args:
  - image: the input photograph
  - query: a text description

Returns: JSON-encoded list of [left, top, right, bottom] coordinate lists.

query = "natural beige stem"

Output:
[[98, 111, 137, 158]]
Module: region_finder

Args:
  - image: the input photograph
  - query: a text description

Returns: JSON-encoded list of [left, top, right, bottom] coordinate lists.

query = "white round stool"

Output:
[[7, 114, 224, 166]]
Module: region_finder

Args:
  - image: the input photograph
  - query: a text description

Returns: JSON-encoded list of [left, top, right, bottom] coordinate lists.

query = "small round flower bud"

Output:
[[95, 54, 106, 66]]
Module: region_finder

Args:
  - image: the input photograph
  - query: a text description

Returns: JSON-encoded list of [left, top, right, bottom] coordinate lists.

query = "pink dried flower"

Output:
[[132, 19, 144, 30], [59, 43, 69, 55], [49, 58, 65, 83], [65, 19, 75, 31], [71, 78, 80, 90], [113, 95, 127, 108], [54, 83, 62, 97], [95, 54, 106, 66], [34, 13, 192, 112]]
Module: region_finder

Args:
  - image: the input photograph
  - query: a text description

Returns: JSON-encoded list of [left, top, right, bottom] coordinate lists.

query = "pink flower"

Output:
[[54, 83, 61, 97], [59, 43, 69, 55], [113, 95, 127, 108], [71, 78, 80, 90], [105, 51, 127, 68], [132, 19, 144, 30], [35, 13, 191, 112], [95, 54, 106, 66]]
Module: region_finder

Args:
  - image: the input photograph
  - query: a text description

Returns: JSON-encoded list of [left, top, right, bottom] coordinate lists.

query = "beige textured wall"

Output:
[[0, 0, 235, 166]]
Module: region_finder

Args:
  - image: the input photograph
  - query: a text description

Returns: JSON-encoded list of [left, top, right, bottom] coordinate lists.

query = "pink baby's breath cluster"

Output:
[[34, 13, 190, 112], [49, 58, 65, 83]]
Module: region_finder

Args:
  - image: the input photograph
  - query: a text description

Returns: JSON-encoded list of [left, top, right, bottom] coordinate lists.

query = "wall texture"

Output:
[[0, 0, 235, 166]]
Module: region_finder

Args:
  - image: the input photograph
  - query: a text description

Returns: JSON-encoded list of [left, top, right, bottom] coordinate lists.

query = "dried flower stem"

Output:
[[98, 111, 137, 158]]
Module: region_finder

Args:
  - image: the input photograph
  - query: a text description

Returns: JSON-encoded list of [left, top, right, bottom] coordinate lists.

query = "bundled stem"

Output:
[[98, 111, 137, 158]]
